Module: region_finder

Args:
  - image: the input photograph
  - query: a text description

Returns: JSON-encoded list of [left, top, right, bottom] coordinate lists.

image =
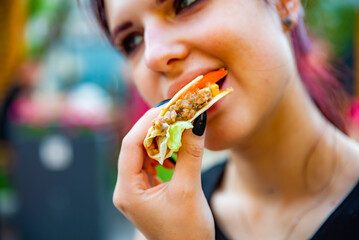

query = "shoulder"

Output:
[[312, 132, 359, 239], [313, 181, 359, 240], [201, 160, 227, 201]]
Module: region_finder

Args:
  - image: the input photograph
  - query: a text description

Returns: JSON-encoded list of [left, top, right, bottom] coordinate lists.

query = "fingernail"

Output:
[[155, 99, 170, 107], [192, 112, 207, 136], [168, 156, 176, 165]]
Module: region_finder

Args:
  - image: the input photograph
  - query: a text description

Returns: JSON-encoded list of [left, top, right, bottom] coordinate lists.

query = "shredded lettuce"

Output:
[[167, 121, 193, 152]]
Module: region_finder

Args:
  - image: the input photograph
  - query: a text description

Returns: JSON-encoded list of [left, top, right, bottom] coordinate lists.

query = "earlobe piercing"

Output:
[[282, 16, 293, 30]]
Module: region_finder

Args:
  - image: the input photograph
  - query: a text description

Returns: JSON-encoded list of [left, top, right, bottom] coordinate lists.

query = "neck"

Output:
[[227, 77, 338, 201]]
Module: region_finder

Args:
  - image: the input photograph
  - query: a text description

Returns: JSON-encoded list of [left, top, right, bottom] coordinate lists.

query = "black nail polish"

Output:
[[192, 112, 207, 136], [155, 99, 171, 107], [168, 156, 176, 165]]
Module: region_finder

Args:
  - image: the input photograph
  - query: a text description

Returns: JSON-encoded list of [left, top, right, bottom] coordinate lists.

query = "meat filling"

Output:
[[152, 83, 219, 130]]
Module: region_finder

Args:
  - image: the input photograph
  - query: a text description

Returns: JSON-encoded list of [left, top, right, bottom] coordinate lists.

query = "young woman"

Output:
[[91, 0, 359, 239]]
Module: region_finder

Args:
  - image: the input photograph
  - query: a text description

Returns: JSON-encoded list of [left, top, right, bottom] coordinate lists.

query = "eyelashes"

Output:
[[174, 0, 199, 14], [115, 0, 200, 56], [118, 32, 144, 56]]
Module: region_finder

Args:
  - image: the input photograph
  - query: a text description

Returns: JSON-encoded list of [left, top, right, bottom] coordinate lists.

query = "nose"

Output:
[[144, 23, 188, 73]]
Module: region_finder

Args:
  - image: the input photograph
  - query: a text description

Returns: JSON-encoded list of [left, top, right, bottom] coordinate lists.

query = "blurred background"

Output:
[[0, 0, 358, 240]]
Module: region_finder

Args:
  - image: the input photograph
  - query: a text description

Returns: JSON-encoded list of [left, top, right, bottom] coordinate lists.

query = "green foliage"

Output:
[[26, 0, 69, 58], [304, 0, 356, 55], [156, 154, 177, 182], [28, 0, 62, 18], [156, 165, 175, 182]]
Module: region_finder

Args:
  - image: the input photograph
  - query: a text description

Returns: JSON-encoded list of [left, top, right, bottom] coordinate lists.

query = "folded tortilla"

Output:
[[143, 68, 233, 164]]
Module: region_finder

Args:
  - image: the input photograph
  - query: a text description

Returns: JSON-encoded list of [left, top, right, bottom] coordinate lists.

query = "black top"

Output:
[[201, 161, 359, 240]]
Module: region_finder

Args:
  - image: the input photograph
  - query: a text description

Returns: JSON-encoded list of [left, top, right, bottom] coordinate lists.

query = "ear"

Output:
[[275, 0, 300, 32]]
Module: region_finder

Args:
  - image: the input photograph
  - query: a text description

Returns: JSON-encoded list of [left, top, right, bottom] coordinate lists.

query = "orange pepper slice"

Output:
[[182, 68, 227, 98]]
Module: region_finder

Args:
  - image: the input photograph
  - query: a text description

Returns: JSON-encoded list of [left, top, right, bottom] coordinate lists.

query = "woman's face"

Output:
[[105, 0, 297, 150]]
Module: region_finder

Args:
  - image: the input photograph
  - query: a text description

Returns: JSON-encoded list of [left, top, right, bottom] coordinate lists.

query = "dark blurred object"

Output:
[[9, 125, 118, 240], [0, 87, 22, 144], [0, 61, 42, 143], [0, 63, 43, 240]]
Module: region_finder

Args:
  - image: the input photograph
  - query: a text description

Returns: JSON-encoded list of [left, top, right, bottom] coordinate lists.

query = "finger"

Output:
[[149, 158, 160, 168], [163, 158, 176, 169], [147, 157, 175, 169], [144, 158, 158, 176], [153, 176, 162, 186], [117, 107, 161, 184], [171, 112, 206, 189]]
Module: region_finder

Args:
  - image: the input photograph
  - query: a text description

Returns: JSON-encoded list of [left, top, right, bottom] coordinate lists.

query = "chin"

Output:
[[204, 128, 236, 151], [204, 114, 256, 151]]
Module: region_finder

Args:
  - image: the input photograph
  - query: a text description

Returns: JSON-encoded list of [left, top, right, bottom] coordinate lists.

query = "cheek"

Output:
[[190, 0, 291, 72], [132, 67, 163, 107], [203, 68, 292, 150]]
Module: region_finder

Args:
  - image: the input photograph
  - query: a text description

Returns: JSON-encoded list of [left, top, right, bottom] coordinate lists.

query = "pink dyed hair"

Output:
[[291, 14, 349, 133], [90, 0, 349, 133]]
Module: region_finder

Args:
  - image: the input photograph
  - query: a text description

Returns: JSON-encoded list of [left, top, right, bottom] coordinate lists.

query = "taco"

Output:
[[144, 68, 233, 164]]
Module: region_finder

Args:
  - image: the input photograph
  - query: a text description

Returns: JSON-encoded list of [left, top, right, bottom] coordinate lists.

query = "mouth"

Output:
[[205, 72, 231, 115], [217, 75, 226, 90], [166, 68, 228, 99]]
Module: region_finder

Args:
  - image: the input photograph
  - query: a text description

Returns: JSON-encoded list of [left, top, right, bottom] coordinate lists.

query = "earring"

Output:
[[282, 16, 293, 30]]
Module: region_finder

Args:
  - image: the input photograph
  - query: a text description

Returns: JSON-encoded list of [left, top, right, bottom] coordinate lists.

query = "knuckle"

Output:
[[113, 192, 130, 213], [121, 134, 133, 148], [144, 107, 158, 117], [140, 108, 160, 123], [184, 144, 203, 159]]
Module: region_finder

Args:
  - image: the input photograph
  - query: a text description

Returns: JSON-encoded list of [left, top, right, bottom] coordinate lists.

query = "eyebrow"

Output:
[[112, 21, 133, 39]]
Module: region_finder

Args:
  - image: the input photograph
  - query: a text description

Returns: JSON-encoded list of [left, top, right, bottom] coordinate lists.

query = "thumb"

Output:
[[171, 112, 207, 189]]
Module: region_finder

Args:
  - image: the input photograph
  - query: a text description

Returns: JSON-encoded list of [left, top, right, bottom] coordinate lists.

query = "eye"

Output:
[[173, 0, 199, 14], [119, 32, 143, 56]]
